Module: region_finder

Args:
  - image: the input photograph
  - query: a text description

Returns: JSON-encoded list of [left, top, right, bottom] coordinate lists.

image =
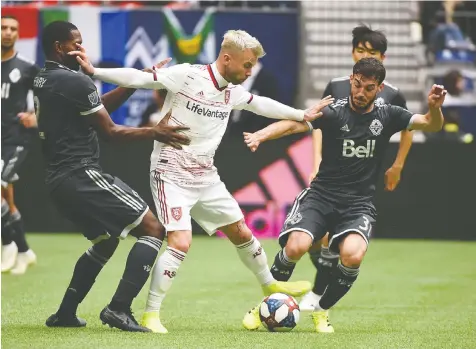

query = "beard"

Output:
[[1, 42, 14, 51], [62, 53, 80, 71], [351, 95, 376, 112]]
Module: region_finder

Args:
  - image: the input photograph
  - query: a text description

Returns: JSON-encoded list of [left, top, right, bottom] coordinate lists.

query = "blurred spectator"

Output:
[[426, 69, 474, 143], [139, 90, 168, 127]]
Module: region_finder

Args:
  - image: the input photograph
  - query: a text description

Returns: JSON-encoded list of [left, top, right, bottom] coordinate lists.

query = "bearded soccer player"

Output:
[[242, 58, 446, 332], [302, 24, 414, 313], [72, 29, 334, 333]]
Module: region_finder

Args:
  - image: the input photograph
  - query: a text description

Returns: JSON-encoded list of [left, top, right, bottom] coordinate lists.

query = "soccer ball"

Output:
[[259, 293, 300, 332]]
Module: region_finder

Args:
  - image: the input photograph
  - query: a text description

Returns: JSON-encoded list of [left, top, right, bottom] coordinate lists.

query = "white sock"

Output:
[[145, 246, 186, 313], [236, 236, 274, 286]]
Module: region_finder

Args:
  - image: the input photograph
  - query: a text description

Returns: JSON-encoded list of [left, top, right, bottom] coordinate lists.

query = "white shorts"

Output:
[[150, 171, 244, 235]]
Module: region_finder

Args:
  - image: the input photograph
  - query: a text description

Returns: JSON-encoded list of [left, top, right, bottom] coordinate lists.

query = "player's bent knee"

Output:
[[285, 231, 313, 260], [167, 230, 192, 253], [134, 210, 166, 240], [220, 219, 252, 245], [339, 233, 367, 267]]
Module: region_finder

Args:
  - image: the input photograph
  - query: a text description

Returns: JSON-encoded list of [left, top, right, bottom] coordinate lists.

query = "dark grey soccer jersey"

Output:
[[33, 61, 103, 187], [322, 76, 407, 109], [310, 100, 413, 204], [1, 53, 40, 145]]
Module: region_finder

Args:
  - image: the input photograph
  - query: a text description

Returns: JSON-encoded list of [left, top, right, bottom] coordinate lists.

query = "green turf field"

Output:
[[2, 235, 475, 349]]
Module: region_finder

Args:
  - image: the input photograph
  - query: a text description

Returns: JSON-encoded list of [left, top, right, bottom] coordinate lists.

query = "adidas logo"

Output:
[[340, 124, 350, 132], [196, 91, 205, 97]]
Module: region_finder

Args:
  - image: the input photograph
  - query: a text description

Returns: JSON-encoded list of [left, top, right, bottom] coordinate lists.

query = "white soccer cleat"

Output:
[[10, 249, 37, 275], [299, 291, 321, 312], [1, 242, 18, 272]]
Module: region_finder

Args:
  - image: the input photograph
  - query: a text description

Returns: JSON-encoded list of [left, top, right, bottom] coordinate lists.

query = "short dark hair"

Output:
[[353, 58, 386, 84], [1, 15, 18, 21], [443, 70, 463, 95], [41, 21, 78, 56], [352, 24, 387, 55]]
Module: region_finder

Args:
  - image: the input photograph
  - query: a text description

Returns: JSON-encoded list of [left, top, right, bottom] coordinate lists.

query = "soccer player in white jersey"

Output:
[[73, 30, 333, 333]]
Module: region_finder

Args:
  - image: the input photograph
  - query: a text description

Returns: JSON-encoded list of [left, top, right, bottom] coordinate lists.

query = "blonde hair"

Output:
[[221, 30, 266, 58]]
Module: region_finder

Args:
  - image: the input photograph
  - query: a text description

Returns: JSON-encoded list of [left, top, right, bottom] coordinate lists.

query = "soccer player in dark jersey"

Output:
[[1, 15, 40, 274], [35, 21, 190, 332], [242, 58, 446, 332], [304, 24, 414, 312]]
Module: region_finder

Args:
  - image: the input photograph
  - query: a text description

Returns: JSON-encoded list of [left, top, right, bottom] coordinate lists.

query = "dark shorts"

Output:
[[278, 188, 376, 253], [49, 168, 149, 242], [1, 144, 28, 187]]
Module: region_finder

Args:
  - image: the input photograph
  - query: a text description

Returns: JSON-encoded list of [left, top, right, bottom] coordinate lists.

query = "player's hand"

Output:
[[68, 44, 95, 76], [384, 165, 402, 191], [428, 84, 447, 109], [303, 95, 334, 122], [152, 111, 190, 149], [142, 58, 172, 73], [243, 132, 261, 152], [18, 112, 37, 128]]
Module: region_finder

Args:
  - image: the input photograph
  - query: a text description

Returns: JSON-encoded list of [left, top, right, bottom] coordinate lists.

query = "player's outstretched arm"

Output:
[[244, 95, 334, 122], [100, 59, 172, 113], [409, 84, 446, 132], [243, 120, 311, 152], [70, 46, 182, 92], [86, 108, 190, 149]]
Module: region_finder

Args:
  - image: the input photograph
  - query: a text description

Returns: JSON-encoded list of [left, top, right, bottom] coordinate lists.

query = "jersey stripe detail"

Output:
[[85, 169, 143, 212], [247, 95, 254, 104], [80, 104, 104, 116], [207, 64, 227, 91]]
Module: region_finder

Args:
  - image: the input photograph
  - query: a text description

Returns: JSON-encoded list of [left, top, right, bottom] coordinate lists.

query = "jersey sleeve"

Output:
[[387, 105, 414, 134], [25, 63, 41, 90], [391, 89, 408, 109], [62, 74, 104, 116], [322, 81, 332, 98], [232, 85, 254, 110], [310, 106, 335, 130]]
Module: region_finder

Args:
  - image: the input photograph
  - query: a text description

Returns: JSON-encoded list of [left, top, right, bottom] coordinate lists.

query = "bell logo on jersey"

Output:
[[342, 139, 376, 158]]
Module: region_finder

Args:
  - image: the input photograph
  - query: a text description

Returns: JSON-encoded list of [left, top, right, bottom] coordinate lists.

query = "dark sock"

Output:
[[57, 238, 119, 317], [319, 263, 359, 310], [10, 211, 29, 252], [310, 246, 339, 296], [1, 199, 14, 245], [109, 236, 162, 311], [270, 249, 297, 282]]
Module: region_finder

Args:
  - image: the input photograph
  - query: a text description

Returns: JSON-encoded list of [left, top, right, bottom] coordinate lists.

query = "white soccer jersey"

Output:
[[93, 62, 305, 187], [149, 63, 253, 187]]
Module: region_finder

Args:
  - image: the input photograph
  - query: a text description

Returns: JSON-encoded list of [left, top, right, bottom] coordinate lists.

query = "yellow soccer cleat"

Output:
[[242, 303, 261, 330], [311, 310, 334, 333], [140, 312, 168, 334], [262, 280, 312, 298]]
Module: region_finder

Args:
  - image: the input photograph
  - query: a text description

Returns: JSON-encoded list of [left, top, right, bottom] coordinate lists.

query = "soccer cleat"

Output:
[[100, 306, 151, 332], [311, 310, 334, 333], [140, 311, 168, 334], [10, 249, 37, 275], [262, 280, 311, 298], [45, 313, 87, 327], [1, 242, 18, 272], [242, 303, 261, 330], [299, 291, 322, 312]]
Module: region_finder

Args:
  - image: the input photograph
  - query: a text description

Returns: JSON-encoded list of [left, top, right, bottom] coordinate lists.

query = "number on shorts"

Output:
[[358, 216, 370, 231]]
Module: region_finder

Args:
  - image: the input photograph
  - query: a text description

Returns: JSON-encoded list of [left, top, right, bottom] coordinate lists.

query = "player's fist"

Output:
[[243, 132, 261, 152], [303, 95, 334, 122], [152, 111, 191, 149], [18, 112, 37, 128], [68, 43, 95, 76], [384, 165, 402, 191], [428, 84, 447, 109]]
